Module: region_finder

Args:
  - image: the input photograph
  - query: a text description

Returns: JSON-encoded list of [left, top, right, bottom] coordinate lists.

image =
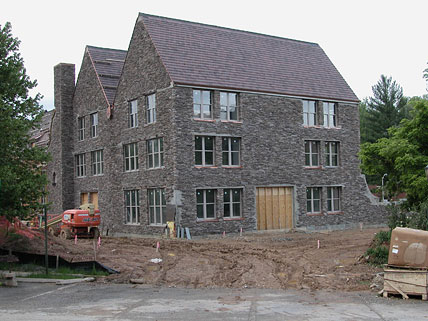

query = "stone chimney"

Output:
[[52, 63, 75, 211]]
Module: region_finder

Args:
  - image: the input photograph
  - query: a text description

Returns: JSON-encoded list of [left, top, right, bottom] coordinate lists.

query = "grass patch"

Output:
[[365, 230, 391, 266], [0, 262, 109, 277]]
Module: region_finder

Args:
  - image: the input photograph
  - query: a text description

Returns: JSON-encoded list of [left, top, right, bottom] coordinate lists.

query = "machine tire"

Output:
[[60, 228, 71, 240], [48, 227, 55, 237], [91, 227, 100, 239]]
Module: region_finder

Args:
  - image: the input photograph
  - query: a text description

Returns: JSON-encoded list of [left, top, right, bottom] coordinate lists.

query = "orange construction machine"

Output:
[[40, 204, 101, 239]]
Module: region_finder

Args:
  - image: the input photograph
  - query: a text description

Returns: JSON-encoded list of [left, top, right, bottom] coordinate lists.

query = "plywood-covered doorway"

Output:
[[256, 187, 293, 230], [80, 192, 99, 210]]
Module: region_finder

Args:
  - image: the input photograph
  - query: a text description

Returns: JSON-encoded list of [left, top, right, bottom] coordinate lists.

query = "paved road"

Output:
[[1, 282, 427, 320]]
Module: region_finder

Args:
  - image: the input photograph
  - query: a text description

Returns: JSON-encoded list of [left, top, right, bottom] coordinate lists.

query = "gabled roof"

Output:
[[86, 46, 127, 106], [139, 13, 359, 103], [30, 110, 54, 147]]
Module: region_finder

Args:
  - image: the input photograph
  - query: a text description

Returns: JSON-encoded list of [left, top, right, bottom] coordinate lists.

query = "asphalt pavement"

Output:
[[0, 282, 427, 320]]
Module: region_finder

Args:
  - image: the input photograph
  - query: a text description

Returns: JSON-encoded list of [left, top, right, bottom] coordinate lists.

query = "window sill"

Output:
[[147, 166, 165, 171], [197, 218, 219, 222], [222, 166, 242, 169], [327, 211, 344, 215], [76, 176, 87, 179], [193, 118, 215, 122], [324, 166, 339, 169], [92, 174, 104, 177], [125, 223, 141, 226], [195, 166, 217, 169], [149, 224, 165, 227], [124, 170, 140, 173], [223, 217, 244, 221], [220, 120, 242, 124], [303, 125, 322, 129], [306, 212, 323, 216], [322, 126, 342, 130], [304, 166, 322, 170], [144, 122, 156, 127]]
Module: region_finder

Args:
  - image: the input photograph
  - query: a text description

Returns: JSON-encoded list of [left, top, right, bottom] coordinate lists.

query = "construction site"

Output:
[[0, 216, 384, 292]]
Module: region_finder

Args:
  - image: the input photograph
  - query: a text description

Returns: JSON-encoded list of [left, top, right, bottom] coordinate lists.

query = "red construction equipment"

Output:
[[39, 204, 101, 240]]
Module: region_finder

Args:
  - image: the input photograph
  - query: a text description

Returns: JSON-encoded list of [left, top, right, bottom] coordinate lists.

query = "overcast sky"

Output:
[[2, 0, 428, 110]]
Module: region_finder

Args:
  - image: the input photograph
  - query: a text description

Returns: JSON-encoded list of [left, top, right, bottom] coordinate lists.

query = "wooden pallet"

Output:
[[383, 266, 428, 300]]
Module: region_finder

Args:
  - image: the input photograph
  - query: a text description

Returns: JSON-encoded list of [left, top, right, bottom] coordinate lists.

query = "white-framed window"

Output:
[[125, 189, 140, 224], [306, 187, 321, 214], [323, 102, 337, 128], [90, 112, 98, 138], [147, 138, 164, 169], [78, 116, 85, 141], [305, 140, 320, 167], [222, 137, 240, 166], [193, 89, 212, 119], [325, 142, 339, 167], [148, 188, 166, 225], [303, 100, 317, 126], [128, 100, 138, 128], [196, 189, 216, 220], [75, 153, 86, 177], [223, 189, 242, 218], [195, 136, 214, 166], [327, 187, 341, 212], [123, 142, 139, 172], [220, 92, 238, 121], [146, 94, 156, 124], [91, 149, 104, 175]]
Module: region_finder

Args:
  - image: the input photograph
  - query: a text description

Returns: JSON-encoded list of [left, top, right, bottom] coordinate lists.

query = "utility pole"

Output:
[[44, 204, 48, 275]]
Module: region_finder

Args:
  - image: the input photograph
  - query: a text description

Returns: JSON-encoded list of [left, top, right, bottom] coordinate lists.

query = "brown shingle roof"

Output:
[[86, 46, 127, 106], [139, 13, 359, 103]]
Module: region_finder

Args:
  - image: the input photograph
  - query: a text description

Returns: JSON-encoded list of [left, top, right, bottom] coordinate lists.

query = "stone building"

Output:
[[42, 13, 385, 236]]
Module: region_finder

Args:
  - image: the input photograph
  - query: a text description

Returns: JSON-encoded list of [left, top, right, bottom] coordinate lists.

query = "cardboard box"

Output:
[[388, 227, 428, 268]]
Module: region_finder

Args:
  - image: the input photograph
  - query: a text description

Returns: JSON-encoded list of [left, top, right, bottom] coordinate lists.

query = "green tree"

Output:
[[0, 22, 49, 221], [360, 75, 409, 144], [424, 62, 428, 91], [360, 99, 428, 208]]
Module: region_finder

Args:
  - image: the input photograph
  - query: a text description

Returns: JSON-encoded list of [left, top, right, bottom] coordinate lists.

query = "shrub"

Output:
[[366, 245, 389, 266]]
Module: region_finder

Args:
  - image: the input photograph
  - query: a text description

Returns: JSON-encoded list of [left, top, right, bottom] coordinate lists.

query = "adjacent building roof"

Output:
[[139, 13, 359, 103], [86, 46, 127, 106], [30, 110, 54, 147]]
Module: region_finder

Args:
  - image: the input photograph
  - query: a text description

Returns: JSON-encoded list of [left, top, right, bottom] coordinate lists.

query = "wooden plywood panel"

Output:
[[279, 188, 287, 229], [285, 188, 293, 229], [257, 188, 266, 230], [90, 192, 99, 210], [80, 193, 88, 205], [272, 187, 280, 229], [265, 188, 273, 230]]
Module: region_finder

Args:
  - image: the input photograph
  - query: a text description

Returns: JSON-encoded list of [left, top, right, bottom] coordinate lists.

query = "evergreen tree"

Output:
[[361, 75, 409, 144], [0, 22, 49, 220]]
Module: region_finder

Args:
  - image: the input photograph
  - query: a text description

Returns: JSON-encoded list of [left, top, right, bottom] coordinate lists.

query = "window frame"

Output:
[[222, 137, 241, 167], [325, 141, 339, 167], [304, 140, 320, 167], [146, 94, 156, 124], [327, 186, 341, 212], [193, 89, 212, 120], [148, 188, 166, 225], [323, 102, 337, 128], [223, 188, 242, 218], [306, 187, 321, 214], [90, 112, 98, 138], [196, 189, 216, 220], [220, 92, 238, 121], [75, 153, 86, 178], [123, 142, 139, 172], [147, 138, 164, 169], [124, 189, 140, 225], [78, 116, 85, 141], [195, 136, 214, 166], [91, 149, 104, 176], [128, 99, 138, 128], [303, 100, 317, 126]]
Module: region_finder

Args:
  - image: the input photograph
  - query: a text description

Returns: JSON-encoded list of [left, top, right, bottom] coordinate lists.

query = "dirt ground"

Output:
[[2, 227, 385, 291]]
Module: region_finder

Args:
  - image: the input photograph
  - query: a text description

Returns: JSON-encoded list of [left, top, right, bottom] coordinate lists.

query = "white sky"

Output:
[[2, 0, 428, 110]]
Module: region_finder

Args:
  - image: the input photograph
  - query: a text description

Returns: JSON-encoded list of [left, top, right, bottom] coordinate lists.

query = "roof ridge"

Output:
[[86, 45, 127, 53], [138, 13, 318, 46]]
